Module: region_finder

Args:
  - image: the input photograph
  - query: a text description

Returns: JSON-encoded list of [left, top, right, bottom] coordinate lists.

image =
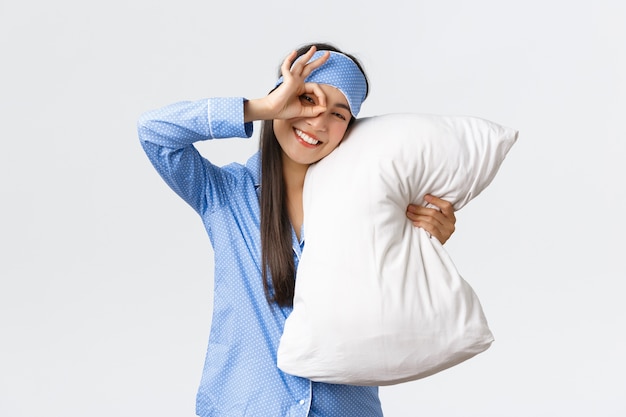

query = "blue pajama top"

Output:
[[137, 97, 383, 417]]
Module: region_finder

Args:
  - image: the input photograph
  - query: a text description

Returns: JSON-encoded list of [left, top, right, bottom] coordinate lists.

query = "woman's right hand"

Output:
[[244, 46, 330, 122]]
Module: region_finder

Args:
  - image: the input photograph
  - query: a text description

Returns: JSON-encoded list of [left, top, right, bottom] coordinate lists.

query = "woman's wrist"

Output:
[[244, 98, 274, 122]]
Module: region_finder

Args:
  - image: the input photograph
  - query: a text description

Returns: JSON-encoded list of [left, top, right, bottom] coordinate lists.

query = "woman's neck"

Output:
[[282, 159, 307, 189]]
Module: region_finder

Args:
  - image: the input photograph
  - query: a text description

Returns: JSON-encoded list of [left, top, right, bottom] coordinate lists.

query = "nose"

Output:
[[305, 111, 328, 132]]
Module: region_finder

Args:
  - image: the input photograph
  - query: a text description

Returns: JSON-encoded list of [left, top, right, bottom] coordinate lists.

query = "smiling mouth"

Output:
[[295, 128, 320, 146]]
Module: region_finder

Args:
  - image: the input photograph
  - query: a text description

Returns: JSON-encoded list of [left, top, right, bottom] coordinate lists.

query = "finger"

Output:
[[406, 212, 444, 229], [410, 217, 451, 244], [406, 206, 455, 242], [423, 196, 456, 227], [290, 46, 317, 75], [301, 50, 330, 78], [303, 82, 327, 108], [410, 208, 455, 232], [280, 50, 298, 80], [406, 204, 446, 222], [298, 106, 326, 118], [408, 217, 445, 243], [424, 194, 454, 216]]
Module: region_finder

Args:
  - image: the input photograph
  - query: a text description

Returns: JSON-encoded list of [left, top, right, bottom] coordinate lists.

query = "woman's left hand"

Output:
[[406, 195, 456, 244]]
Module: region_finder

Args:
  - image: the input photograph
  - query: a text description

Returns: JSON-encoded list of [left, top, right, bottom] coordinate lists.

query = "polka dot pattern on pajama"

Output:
[[137, 97, 383, 416]]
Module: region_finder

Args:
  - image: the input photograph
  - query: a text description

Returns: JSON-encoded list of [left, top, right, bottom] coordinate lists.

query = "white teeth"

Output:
[[295, 129, 319, 145]]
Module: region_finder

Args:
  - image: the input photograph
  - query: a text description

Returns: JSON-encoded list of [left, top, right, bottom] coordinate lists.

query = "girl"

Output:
[[138, 43, 456, 417]]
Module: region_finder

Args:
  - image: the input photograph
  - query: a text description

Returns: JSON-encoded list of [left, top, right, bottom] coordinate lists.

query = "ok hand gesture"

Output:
[[244, 46, 329, 122]]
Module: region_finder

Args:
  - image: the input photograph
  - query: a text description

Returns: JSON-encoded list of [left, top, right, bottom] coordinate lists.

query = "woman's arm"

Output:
[[137, 97, 252, 214], [137, 46, 332, 215]]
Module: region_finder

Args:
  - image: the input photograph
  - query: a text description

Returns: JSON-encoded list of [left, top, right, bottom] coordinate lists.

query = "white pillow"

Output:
[[277, 113, 518, 386]]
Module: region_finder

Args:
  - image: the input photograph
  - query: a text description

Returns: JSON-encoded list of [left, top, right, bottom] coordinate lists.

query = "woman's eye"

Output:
[[333, 112, 347, 121], [300, 95, 315, 105]]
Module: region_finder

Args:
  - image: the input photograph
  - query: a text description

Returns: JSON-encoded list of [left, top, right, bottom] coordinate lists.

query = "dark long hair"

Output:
[[259, 42, 369, 307]]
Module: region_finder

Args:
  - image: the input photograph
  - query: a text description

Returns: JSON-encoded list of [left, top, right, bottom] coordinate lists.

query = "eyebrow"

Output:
[[333, 102, 351, 112]]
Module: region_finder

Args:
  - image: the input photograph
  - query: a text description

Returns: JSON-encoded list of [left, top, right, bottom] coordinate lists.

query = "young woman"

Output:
[[138, 43, 456, 417]]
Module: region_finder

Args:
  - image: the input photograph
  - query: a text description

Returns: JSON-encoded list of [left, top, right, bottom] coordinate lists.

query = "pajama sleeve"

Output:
[[137, 97, 253, 214]]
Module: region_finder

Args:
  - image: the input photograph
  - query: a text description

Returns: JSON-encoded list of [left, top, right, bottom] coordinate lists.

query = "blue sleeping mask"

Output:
[[276, 50, 368, 117]]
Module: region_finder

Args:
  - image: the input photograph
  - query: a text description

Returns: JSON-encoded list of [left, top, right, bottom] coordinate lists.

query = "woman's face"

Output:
[[273, 84, 352, 168]]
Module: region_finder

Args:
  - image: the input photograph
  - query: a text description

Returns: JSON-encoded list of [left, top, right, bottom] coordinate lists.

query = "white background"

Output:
[[1, 0, 625, 416]]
